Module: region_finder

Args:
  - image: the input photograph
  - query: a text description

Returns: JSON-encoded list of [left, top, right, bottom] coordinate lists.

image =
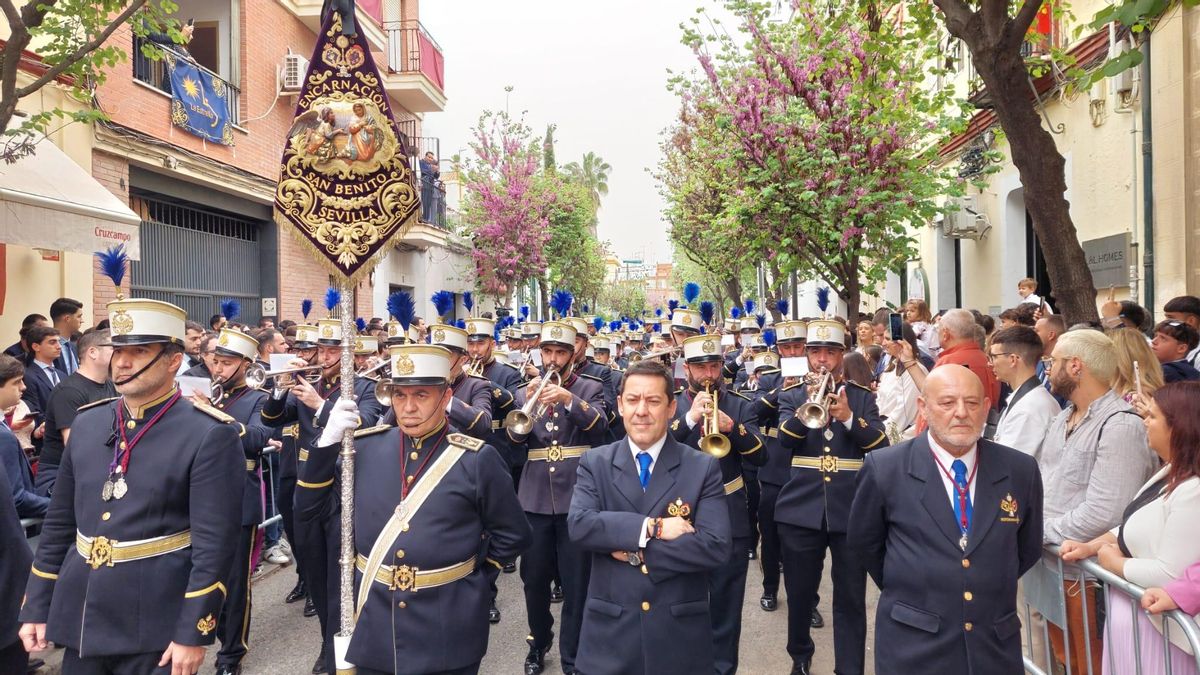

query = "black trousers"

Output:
[[521, 512, 590, 672], [357, 661, 481, 675], [779, 522, 866, 675], [0, 639, 29, 675], [744, 470, 761, 552], [278, 473, 304, 581], [217, 524, 257, 665], [295, 508, 334, 655], [62, 649, 167, 674], [709, 535, 751, 675], [758, 482, 783, 594]]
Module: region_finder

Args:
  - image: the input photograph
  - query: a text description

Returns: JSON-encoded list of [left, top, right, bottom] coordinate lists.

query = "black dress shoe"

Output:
[[489, 601, 501, 624], [503, 561, 517, 573], [312, 645, 328, 674], [811, 607, 824, 628], [760, 592, 778, 612], [747, 548, 757, 560], [285, 579, 307, 604], [523, 636, 554, 675], [303, 595, 318, 617], [550, 583, 564, 603], [790, 660, 812, 675], [215, 664, 242, 675]]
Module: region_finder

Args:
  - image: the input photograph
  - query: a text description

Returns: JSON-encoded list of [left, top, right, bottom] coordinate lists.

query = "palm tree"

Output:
[[562, 152, 611, 210]]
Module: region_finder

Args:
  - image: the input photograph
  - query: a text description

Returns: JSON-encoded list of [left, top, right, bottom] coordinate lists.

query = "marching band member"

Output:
[[565, 317, 616, 435], [670, 333, 766, 675], [391, 323, 492, 440], [296, 344, 531, 674]]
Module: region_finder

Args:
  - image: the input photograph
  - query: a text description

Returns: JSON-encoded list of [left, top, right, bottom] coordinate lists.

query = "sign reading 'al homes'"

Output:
[[274, 7, 419, 282], [1082, 232, 1132, 288]]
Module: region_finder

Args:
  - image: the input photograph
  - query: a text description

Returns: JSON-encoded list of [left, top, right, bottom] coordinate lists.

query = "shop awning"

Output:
[[0, 131, 141, 259]]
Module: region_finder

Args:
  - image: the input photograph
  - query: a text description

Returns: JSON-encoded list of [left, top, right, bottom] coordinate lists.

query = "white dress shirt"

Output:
[[928, 433, 977, 507], [631, 433, 667, 548], [994, 378, 1061, 459], [36, 360, 61, 386]]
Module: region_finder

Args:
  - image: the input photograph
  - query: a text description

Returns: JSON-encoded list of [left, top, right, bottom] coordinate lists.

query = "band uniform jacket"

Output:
[[0, 451, 32, 650], [740, 370, 791, 487], [260, 374, 384, 459], [848, 435, 1043, 675], [212, 383, 272, 525], [20, 393, 244, 655], [383, 372, 492, 439], [294, 424, 531, 673], [567, 436, 732, 675], [580, 359, 617, 429], [481, 358, 522, 469], [774, 380, 888, 533], [508, 370, 608, 515], [670, 386, 766, 540]]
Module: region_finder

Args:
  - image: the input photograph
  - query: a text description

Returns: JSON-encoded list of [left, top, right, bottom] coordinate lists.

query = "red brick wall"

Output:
[[91, 151, 132, 324], [274, 228, 378, 324]]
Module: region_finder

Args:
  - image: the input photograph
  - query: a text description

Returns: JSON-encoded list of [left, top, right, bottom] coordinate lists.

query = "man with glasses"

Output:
[[987, 327, 1061, 459]]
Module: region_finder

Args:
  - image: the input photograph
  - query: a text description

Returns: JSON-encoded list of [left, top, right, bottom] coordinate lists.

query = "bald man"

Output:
[[848, 367, 1043, 675]]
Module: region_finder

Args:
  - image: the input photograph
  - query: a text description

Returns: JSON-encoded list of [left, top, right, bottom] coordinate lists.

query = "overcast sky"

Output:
[[420, 1, 735, 265]]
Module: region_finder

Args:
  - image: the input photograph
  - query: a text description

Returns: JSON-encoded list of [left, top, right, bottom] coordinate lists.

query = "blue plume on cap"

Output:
[[776, 298, 789, 317], [520, 305, 530, 320], [667, 299, 679, 314], [387, 291, 415, 330], [592, 317, 604, 331], [431, 290, 455, 320], [731, 307, 742, 319], [220, 299, 240, 322], [743, 298, 756, 316], [301, 299, 313, 319], [324, 287, 341, 312], [683, 282, 701, 305], [96, 245, 128, 289], [652, 322, 661, 333], [355, 317, 367, 333], [763, 328, 777, 347], [455, 319, 466, 329], [609, 320, 621, 332], [816, 287, 831, 313], [699, 300, 714, 326], [756, 313, 766, 328], [655, 307, 663, 317], [462, 291, 474, 313], [550, 289, 574, 318], [582, 303, 589, 314]]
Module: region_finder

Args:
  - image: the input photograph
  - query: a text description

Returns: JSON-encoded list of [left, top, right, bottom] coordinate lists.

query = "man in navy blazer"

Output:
[[849, 366, 1043, 675], [569, 359, 732, 675]]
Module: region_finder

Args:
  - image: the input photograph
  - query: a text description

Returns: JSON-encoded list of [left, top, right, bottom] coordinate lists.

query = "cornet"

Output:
[[699, 383, 732, 458], [464, 355, 485, 378], [210, 380, 224, 401], [245, 363, 323, 389], [505, 368, 562, 436], [797, 368, 835, 429]]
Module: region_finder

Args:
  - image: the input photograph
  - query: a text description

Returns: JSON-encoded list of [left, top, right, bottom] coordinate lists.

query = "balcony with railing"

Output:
[[383, 20, 447, 113], [132, 36, 241, 125]]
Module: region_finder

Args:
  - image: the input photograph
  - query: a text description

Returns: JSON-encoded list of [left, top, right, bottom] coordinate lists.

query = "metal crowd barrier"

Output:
[[1022, 543, 1200, 675]]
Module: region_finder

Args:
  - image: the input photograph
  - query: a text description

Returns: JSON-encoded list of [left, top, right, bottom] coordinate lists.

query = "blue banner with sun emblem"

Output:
[[167, 56, 233, 145]]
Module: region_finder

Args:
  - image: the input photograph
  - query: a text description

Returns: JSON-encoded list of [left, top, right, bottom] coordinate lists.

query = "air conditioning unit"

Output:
[[942, 196, 991, 240], [282, 52, 309, 92]]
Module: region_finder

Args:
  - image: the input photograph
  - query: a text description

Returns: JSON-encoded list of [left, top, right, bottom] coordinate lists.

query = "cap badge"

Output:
[[681, 314, 692, 325], [550, 326, 563, 339], [815, 325, 831, 341], [321, 324, 335, 338], [702, 339, 716, 354], [433, 328, 446, 343], [218, 333, 230, 347], [111, 309, 134, 335], [395, 353, 415, 375]]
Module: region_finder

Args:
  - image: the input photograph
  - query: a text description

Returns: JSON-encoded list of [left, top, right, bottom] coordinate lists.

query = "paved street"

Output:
[[35, 552, 878, 674]]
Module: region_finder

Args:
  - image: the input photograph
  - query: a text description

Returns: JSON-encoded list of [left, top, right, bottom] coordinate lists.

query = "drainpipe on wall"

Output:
[[1140, 36, 1155, 317]]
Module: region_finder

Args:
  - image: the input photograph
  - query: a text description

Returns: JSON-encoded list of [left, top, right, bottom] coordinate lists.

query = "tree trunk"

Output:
[[724, 278, 743, 319], [968, 46, 1099, 324], [537, 276, 549, 321]]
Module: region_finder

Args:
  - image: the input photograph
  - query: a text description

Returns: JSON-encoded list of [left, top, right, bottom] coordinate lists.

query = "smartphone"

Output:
[[888, 312, 903, 341]]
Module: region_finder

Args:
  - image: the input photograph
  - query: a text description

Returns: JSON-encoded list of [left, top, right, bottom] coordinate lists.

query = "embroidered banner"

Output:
[[166, 54, 233, 145], [274, 6, 419, 282]]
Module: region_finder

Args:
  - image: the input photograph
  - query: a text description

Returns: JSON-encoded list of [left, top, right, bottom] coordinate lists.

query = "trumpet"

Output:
[[355, 360, 390, 379], [245, 363, 323, 389], [797, 368, 835, 429], [640, 345, 680, 363], [210, 380, 224, 401], [699, 383, 732, 458], [375, 379, 395, 406], [505, 368, 562, 436], [464, 355, 485, 378]]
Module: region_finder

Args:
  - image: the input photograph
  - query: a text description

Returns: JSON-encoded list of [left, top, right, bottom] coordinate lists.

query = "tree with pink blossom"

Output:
[[667, 0, 972, 317], [459, 109, 557, 305]]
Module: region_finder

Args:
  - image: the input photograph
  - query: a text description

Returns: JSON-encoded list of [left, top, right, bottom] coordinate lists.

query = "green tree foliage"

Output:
[[562, 151, 612, 216], [0, 0, 180, 162]]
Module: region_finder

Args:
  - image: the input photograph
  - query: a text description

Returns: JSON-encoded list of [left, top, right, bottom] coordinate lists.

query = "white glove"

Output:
[[317, 398, 361, 447]]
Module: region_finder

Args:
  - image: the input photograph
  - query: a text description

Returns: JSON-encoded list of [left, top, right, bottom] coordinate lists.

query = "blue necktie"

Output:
[[636, 452, 652, 491], [951, 459, 973, 533]]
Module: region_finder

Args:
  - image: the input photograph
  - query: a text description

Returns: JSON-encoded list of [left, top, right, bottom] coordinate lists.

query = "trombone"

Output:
[[699, 383, 732, 458], [504, 368, 562, 436], [245, 363, 323, 389], [797, 368, 835, 429], [355, 360, 390, 379]]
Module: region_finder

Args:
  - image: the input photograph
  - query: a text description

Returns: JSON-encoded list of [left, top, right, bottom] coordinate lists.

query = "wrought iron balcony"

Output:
[[132, 36, 241, 125]]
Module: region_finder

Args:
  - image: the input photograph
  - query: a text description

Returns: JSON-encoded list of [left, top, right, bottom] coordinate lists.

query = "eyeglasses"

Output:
[[986, 352, 1015, 363]]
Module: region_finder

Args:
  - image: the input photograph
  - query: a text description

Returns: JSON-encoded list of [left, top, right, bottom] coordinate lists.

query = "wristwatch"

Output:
[[626, 550, 643, 567]]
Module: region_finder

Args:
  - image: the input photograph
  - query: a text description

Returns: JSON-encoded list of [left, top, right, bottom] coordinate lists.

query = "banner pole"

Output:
[[336, 281, 357, 671]]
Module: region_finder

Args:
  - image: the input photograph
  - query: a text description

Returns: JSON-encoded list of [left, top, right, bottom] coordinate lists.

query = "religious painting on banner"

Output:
[[166, 53, 234, 145], [275, 6, 419, 282]]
